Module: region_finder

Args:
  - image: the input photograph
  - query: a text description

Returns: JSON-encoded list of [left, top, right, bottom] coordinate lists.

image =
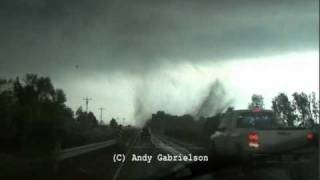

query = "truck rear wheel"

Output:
[[236, 144, 249, 163]]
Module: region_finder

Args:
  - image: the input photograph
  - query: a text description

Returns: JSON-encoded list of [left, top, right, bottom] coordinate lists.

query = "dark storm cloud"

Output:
[[0, 0, 318, 76]]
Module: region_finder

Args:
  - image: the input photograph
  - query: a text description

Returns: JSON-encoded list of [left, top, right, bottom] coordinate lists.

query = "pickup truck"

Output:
[[209, 109, 318, 162]]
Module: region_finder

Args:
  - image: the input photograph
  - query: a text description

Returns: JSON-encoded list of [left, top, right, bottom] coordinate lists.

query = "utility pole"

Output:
[[83, 97, 92, 113], [99, 107, 104, 123]]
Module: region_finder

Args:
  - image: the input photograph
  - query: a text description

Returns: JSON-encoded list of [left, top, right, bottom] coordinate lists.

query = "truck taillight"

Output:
[[307, 132, 314, 141], [252, 108, 261, 112], [248, 132, 259, 148]]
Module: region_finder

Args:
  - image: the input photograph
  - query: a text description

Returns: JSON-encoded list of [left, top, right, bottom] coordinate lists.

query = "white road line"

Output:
[[111, 131, 140, 180], [150, 133, 194, 174]]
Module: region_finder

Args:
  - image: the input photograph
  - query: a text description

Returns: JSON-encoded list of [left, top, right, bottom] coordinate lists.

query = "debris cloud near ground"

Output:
[[193, 80, 232, 119], [133, 76, 233, 126]]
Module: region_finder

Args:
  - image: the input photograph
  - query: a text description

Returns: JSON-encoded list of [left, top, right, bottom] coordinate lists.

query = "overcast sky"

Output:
[[0, 0, 319, 125]]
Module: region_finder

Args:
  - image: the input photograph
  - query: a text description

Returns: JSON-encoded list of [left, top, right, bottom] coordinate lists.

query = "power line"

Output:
[[83, 97, 92, 113], [99, 107, 104, 122]]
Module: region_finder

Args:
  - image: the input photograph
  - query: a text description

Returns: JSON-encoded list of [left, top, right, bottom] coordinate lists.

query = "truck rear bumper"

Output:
[[248, 147, 317, 164]]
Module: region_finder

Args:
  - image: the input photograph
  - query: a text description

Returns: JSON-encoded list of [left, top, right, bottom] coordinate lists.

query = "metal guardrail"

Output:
[[57, 139, 117, 160]]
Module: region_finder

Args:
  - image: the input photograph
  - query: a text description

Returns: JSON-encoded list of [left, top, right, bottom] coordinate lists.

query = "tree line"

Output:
[[1, 74, 318, 154], [0, 74, 118, 155], [248, 93, 319, 127]]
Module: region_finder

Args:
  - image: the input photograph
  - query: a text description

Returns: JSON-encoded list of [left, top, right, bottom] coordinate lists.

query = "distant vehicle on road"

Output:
[[209, 109, 317, 162], [141, 127, 151, 138]]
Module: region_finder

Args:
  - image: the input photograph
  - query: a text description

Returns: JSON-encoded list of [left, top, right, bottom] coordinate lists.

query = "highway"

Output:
[[55, 129, 318, 180], [56, 130, 208, 180]]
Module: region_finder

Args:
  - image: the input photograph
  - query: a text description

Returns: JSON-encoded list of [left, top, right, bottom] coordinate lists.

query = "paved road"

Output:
[[56, 131, 318, 180], [113, 134, 178, 180]]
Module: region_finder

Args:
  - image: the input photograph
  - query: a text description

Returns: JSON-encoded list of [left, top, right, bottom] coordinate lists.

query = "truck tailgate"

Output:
[[254, 129, 312, 153]]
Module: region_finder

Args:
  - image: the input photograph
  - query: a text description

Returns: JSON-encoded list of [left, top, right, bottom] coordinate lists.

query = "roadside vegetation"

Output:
[[0, 74, 121, 179], [0, 74, 120, 155]]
